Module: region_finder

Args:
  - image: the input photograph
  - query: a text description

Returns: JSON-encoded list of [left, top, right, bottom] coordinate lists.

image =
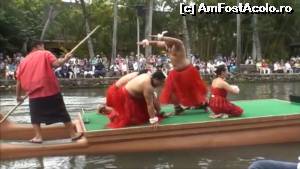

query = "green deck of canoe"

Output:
[[83, 99, 300, 132]]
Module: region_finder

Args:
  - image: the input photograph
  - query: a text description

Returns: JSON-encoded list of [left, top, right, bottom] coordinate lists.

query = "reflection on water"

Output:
[[1, 82, 300, 169]]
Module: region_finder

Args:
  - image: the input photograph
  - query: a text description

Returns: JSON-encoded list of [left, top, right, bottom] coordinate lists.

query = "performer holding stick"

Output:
[[138, 32, 208, 115], [15, 26, 99, 143]]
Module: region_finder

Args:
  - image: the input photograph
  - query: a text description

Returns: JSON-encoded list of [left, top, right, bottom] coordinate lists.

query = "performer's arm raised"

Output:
[[137, 39, 166, 48], [160, 36, 184, 48]]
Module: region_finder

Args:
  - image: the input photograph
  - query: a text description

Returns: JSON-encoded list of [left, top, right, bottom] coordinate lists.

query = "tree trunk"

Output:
[[182, 15, 191, 58], [111, 0, 118, 65], [236, 0, 242, 71], [79, 0, 95, 58], [22, 37, 29, 54], [252, 14, 262, 61], [40, 6, 54, 40], [144, 0, 153, 58]]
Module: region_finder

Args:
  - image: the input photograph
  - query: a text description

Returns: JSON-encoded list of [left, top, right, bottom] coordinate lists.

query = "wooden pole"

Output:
[[69, 25, 100, 54]]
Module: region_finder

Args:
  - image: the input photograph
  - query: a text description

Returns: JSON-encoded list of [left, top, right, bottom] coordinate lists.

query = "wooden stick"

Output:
[[81, 108, 90, 124], [69, 25, 100, 54], [0, 95, 28, 124], [0, 86, 43, 124]]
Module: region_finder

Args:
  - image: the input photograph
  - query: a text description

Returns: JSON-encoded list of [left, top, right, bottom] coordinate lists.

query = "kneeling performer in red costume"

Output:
[[98, 70, 148, 115], [209, 65, 243, 118], [102, 71, 165, 128]]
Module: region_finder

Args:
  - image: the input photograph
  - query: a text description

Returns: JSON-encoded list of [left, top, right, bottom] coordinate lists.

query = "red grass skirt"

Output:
[[107, 87, 150, 128], [106, 84, 120, 108], [160, 65, 207, 107], [209, 96, 243, 117]]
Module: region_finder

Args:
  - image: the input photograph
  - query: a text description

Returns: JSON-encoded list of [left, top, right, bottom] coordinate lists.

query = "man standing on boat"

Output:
[[138, 34, 208, 114], [103, 71, 166, 128], [16, 40, 83, 143]]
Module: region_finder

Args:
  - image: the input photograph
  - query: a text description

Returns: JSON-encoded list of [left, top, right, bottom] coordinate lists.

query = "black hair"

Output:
[[27, 39, 44, 52], [151, 71, 166, 81], [214, 64, 227, 76], [138, 69, 148, 75]]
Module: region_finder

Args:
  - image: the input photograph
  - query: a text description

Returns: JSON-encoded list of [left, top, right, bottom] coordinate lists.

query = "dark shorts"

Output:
[[29, 93, 71, 125]]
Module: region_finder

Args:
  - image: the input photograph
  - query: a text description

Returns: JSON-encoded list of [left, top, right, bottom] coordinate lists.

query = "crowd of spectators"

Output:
[[245, 56, 300, 74], [0, 53, 23, 80], [1, 51, 300, 80]]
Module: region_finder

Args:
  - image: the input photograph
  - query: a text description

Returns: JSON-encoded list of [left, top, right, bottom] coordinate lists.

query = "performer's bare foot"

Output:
[[97, 105, 113, 115], [174, 105, 184, 115], [71, 132, 83, 141], [210, 113, 229, 119], [164, 112, 175, 117], [29, 137, 43, 144], [174, 105, 190, 115], [210, 113, 223, 119]]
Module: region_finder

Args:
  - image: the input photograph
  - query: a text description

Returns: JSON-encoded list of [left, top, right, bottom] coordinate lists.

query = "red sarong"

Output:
[[107, 87, 150, 128], [160, 64, 207, 107], [208, 88, 243, 117]]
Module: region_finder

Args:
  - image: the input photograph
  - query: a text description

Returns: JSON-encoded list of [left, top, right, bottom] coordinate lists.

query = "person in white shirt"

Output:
[[285, 61, 293, 73], [245, 56, 254, 64], [273, 62, 280, 73]]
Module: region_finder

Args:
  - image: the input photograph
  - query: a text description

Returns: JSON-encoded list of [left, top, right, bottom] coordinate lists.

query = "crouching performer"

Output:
[[100, 71, 166, 128]]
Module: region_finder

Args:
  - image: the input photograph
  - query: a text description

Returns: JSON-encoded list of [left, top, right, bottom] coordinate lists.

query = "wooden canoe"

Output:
[[1, 99, 300, 160]]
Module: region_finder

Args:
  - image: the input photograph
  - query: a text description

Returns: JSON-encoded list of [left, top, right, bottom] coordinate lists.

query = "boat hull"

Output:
[[2, 114, 300, 160]]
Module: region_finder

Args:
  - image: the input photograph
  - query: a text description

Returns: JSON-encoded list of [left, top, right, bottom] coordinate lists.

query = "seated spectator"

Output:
[[261, 59, 271, 74], [110, 62, 120, 76], [273, 61, 281, 73], [216, 59, 225, 66], [60, 65, 69, 78], [256, 59, 262, 73], [94, 62, 106, 78], [199, 61, 206, 74], [0, 58, 6, 78], [5, 59, 16, 80], [83, 63, 94, 78], [245, 56, 254, 65], [294, 60, 300, 73], [228, 60, 237, 73], [120, 61, 128, 75], [73, 63, 81, 79], [206, 61, 215, 74], [66, 63, 74, 79], [277, 60, 285, 73], [284, 61, 293, 73], [133, 61, 139, 71]]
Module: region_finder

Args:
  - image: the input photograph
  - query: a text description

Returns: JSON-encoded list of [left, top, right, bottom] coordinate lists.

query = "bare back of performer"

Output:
[[104, 71, 165, 128]]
